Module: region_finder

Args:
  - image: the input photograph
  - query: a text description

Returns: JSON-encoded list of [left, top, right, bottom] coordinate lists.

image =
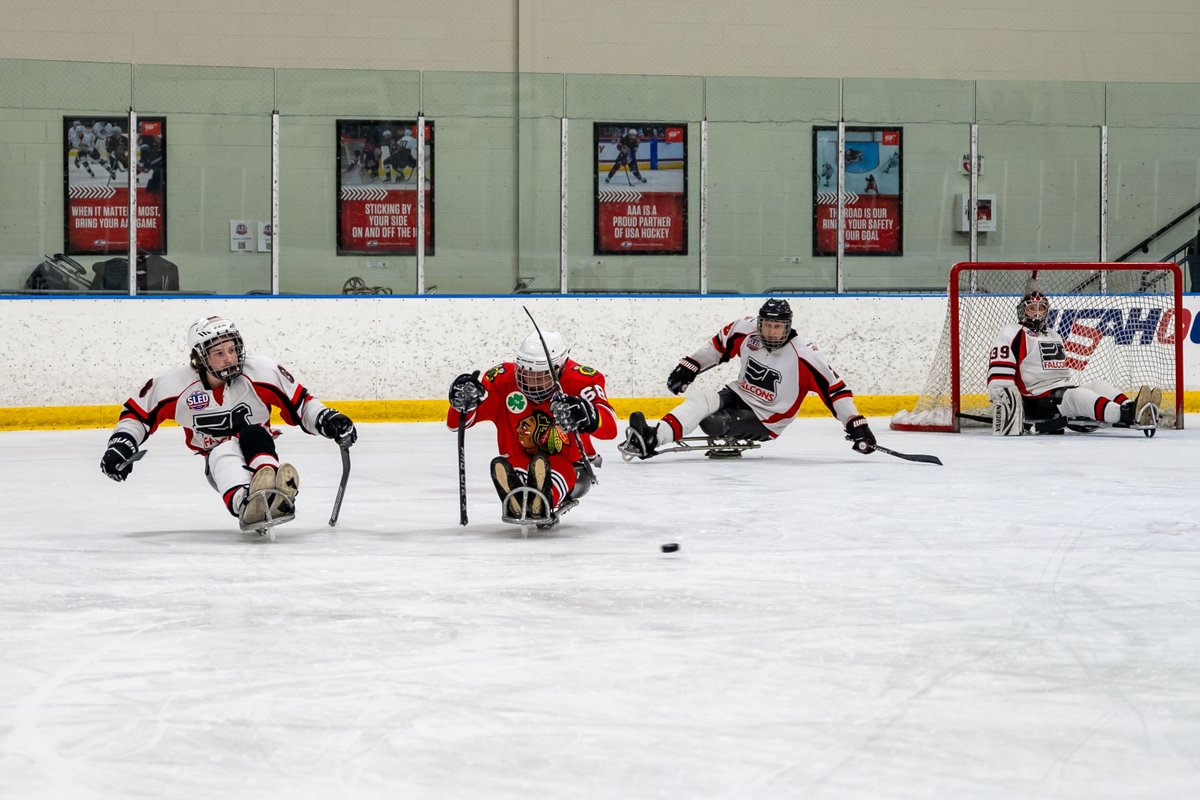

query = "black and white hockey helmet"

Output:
[[1017, 290, 1050, 333], [757, 298, 793, 351], [515, 330, 569, 403], [188, 315, 245, 381]]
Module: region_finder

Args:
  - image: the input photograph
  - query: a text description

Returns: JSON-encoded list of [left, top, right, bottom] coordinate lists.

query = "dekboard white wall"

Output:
[[2, 295, 1196, 409]]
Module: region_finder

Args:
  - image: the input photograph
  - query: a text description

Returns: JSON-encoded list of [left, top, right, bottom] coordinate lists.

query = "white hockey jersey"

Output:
[[987, 323, 1073, 399], [689, 316, 861, 437], [114, 355, 330, 453]]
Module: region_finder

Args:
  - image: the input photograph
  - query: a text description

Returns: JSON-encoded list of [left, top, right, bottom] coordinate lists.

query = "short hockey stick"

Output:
[[457, 413, 469, 526], [328, 445, 351, 527], [523, 306, 598, 485]]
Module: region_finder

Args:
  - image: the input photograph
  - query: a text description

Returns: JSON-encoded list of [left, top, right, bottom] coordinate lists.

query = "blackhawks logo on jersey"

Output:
[[573, 365, 597, 376], [515, 409, 565, 456], [486, 364, 507, 382]]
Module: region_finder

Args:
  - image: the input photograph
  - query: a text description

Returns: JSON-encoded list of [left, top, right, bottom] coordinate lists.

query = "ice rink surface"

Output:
[[2, 419, 1199, 799]]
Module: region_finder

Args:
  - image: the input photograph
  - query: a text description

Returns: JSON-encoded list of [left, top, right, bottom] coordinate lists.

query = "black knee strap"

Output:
[[238, 424, 277, 463]]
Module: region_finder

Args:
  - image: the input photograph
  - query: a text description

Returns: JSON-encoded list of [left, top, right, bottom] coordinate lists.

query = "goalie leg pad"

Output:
[[992, 387, 1024, 436]]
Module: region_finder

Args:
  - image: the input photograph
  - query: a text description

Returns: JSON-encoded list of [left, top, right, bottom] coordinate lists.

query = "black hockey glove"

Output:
[[317, 409, 357, 448], [100, 432, 139, 482], [845, 415, 876, 454], [449, 370, 486, 413], [667, 357, 701, 395], [550, 394, 599, 434]]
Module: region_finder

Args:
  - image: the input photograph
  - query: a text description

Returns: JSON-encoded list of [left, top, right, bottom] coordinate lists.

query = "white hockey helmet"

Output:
[[187, 315, 245, 381], [515, 330, 569, 403]]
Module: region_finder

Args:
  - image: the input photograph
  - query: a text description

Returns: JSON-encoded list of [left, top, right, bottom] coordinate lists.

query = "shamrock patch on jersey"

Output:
[[506, 392, 528, 413]]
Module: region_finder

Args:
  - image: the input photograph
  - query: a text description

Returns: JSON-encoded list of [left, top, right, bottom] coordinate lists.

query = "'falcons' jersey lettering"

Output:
[[740, 358, 782, 401]]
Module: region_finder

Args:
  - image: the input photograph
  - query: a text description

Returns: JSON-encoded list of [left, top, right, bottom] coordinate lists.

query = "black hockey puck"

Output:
[[661, 542, 679, 553]]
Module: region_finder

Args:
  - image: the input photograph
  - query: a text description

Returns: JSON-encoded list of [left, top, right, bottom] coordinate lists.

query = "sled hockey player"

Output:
[[100, 315, 358, 536], [987, 290, 1163, 436], [621, 298, 877, 459], [447, 331, 617, 528]]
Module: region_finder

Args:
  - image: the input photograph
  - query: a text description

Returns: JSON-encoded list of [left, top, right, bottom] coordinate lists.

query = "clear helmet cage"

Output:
[[187, 315, 246, 381], [515, 331, 569, 403]]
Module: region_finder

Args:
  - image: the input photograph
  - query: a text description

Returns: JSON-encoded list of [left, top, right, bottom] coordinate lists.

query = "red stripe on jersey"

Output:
[[1093, 397, 1108, 421], [1011, 333, 1030, 395], [121, 395, 179, 433], [252, 381, 307, 425], [716, 332, 747, 364]]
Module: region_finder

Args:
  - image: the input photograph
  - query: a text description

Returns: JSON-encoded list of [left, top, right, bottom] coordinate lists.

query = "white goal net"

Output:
[[892, 262, 1184, 432]]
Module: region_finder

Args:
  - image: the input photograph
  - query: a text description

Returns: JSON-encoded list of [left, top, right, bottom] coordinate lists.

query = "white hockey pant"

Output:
[[1059, 380, 1126, 423], [659, 388, 723, 443], [205, 438, 274, 517]]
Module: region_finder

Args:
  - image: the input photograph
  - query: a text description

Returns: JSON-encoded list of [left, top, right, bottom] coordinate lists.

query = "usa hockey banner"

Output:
[[594, 122, 687, 255], [64, 116, 167, 255], [812, 126, 903, 257], [337, 119, 435, 255]]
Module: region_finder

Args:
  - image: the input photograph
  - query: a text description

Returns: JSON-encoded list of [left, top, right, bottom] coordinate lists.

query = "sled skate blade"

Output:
[[535, 498, 578, 532], [618, 428, 654, 462], [627, 436, 762, 460], [500, 486, 555, 537], [239, 487, 296, 541]]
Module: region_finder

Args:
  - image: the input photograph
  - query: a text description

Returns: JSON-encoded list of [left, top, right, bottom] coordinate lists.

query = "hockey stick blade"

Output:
[[873, 443, 942, 465], [328, 445, 351, 527], [119, 449, 148, 469]]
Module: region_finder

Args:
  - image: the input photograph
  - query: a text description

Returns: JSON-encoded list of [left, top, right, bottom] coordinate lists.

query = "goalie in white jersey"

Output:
[[99, 315, 358, 531], [622, 298, 877, 457], [987, 290, 1162, 435]]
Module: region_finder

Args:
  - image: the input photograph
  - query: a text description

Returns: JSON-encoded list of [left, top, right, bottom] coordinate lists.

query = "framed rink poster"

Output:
[[812, 126, 903, 256], [594, 122, 687, 255], [64, 116, 167, 255], [337, 119, 435, 255]]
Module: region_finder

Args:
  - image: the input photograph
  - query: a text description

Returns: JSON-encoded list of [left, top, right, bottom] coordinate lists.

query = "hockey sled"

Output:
[[499, 487, 577, 537], [962, 411, 1158, 438], [618, 435, 762, 462], [239, 487, 295, 542]]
